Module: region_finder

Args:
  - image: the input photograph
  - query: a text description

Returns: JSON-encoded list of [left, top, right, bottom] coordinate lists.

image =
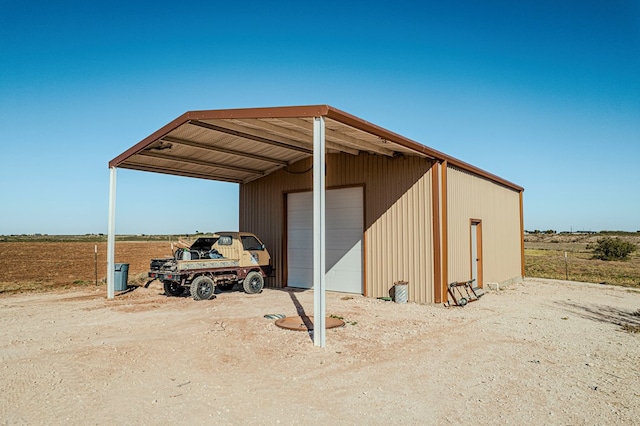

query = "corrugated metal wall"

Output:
[[446, 166, 522, 286], [240, 152, 436, 303]]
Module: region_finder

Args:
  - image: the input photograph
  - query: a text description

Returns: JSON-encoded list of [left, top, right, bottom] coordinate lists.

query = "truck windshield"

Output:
[[241, 235, 263, 250]]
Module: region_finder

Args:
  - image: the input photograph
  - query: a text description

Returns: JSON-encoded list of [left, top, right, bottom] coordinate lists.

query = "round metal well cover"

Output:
[[275, 316, 345, 331]]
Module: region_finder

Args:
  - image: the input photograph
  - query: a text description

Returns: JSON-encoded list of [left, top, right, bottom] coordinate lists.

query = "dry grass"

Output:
[[525, 233, 640, 288]]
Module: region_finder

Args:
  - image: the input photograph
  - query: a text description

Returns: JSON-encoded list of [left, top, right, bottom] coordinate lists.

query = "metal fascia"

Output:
[[108, 112, 191, 168], [108, 106, 330, 169], [110, 104, 523, 193], [325, 105, 523, 192], [186, 105, 330, 120]]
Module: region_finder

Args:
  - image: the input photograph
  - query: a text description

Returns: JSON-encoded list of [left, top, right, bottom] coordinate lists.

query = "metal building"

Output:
[[108, 105, 524, 343]]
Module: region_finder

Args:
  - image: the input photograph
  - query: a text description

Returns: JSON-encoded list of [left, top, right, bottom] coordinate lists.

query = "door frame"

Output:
[[470, 219, 483, 288]]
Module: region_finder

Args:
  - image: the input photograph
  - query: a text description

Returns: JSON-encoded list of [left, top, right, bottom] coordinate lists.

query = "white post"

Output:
[[313, 117, 326, 347], [107, 167, 117, 299]]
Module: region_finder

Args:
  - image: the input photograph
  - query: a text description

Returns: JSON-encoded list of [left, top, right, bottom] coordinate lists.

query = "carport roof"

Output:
[[109, 105, 522, 191]]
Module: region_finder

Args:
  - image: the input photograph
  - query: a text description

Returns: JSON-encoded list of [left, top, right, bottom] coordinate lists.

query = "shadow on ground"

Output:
[[556, 300, 640, 333]]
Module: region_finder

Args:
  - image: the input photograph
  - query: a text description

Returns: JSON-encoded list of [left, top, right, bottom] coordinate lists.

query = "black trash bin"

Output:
[[114, 263, 129, 291]]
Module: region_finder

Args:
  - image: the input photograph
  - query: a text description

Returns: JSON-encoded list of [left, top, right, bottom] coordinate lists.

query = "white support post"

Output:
[[107, 167, 117, 300], [313, 116, 326, 347]]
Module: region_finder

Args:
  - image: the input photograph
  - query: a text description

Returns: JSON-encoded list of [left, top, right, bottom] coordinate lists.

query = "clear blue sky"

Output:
[[1, 0, 638, 234]]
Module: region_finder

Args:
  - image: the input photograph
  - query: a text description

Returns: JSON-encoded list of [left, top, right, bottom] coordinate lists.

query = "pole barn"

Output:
[[108, 105, 525, 347]]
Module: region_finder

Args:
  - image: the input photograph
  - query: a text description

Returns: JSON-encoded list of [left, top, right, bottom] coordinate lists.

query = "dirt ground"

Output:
[[1, 278, 639, 425], [0, 241, 172, 291]]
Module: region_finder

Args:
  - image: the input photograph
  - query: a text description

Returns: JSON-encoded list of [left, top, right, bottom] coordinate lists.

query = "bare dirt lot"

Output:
[[1, 278, 639, 425], [0, 241, 171, 292]]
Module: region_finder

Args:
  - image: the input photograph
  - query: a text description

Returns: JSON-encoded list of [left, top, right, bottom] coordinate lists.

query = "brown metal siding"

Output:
[[240, 153, 437, 303], [446, 166, 522, 286]]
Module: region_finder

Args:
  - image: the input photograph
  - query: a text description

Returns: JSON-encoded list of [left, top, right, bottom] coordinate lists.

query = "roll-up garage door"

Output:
[[287, 187, 363, 293]]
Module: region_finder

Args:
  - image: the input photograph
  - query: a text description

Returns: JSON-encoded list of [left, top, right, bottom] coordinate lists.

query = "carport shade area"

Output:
[[108, 104, 525, 347]]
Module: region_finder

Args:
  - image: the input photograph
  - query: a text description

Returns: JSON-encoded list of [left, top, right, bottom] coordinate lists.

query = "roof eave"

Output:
[[109, 104, 523, 193], [108, 105, 332, 168]]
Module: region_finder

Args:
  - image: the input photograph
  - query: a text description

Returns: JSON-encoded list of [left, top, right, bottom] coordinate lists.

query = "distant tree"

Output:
[[544, 229, 556, 234], [590, 237, 637, 261]]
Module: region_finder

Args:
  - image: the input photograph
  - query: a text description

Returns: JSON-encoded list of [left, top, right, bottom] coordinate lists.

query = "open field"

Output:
[[524, 233, 640, 288], [1, 232, 639, 294], [0, 240, 172, 294]]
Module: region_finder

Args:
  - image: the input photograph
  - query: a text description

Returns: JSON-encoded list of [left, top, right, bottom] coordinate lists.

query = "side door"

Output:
[[470, 220, 483, 288]]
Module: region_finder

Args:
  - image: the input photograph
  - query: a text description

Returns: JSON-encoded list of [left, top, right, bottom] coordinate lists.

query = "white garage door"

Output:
[[287, 187, 363, 293]]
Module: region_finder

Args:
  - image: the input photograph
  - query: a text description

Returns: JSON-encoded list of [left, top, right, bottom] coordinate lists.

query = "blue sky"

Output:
[[1, 0, 638, 234]]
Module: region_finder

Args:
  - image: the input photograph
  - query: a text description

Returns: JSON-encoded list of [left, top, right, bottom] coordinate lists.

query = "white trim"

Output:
[[107, 167, 117, 299], [313, 117, 326, 348]]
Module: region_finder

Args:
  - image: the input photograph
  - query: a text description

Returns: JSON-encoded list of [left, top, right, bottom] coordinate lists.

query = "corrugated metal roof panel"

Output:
[[109, 105, 522, 192]]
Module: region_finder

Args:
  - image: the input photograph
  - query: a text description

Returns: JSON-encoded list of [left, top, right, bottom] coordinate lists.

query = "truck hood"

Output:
[[189, 237, 218, 251]]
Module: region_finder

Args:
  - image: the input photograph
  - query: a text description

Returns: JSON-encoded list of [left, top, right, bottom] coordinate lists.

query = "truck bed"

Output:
[[175, 258, 240, 271]]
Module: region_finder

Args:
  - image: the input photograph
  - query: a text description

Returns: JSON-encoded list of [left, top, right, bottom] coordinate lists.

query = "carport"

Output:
[[108, 105, 446, 347], [108, 104, 520, 347]]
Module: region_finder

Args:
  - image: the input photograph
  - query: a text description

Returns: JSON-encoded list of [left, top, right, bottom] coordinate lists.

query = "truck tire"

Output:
[[243, 271, 264, 294], [163, 280, 184, 297], [190, 276, 215, 301]]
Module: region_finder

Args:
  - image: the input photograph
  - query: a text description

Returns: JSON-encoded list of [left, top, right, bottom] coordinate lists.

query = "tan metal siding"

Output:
[[240, 153, 437, 303], [446, 166, 522, 286]]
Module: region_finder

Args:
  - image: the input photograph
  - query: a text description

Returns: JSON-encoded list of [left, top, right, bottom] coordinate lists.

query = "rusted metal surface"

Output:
[[444, 279, 482, 307], [274, 316, 345, 331], [176, 259, 240, 271]]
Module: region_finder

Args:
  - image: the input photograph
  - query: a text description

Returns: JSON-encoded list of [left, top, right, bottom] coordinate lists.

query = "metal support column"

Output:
[[313, 116, 326, 348], [107, 167, 117, 299]]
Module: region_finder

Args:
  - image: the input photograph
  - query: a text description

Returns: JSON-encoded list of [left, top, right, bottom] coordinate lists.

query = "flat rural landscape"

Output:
[[524, 232, 640, 288], [1, 233, 639, 424], [2, 232, 639, 294]]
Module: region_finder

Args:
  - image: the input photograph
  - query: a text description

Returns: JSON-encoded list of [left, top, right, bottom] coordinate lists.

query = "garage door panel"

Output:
[[287, 187, 363, 294], [326, 269, 361, 293], [288, 267, 312, 288], [326, 207, 361, 229], [326, 189, 361, 208], [288, 214, 312, 230], [287, 229, 312, 248], [326, 229, 361, 250], [288, 247, 312, 265], [288, 192, 312, 209], [327, 245, 361, 271]]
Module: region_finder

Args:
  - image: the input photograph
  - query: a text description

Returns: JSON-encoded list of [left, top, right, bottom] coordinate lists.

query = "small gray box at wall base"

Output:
[[114, 263, 129, 291]]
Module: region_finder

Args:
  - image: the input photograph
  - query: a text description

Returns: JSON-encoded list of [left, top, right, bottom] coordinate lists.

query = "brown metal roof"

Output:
[[109, 105, 523, 191]]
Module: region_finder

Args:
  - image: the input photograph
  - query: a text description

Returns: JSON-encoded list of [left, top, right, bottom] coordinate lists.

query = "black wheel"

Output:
[[243, 271, 264, 294], [459, 297, 468, 306], [163, 281, 184, 297], [190, 276, 215, 301], [217, 283, 234, 291]]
